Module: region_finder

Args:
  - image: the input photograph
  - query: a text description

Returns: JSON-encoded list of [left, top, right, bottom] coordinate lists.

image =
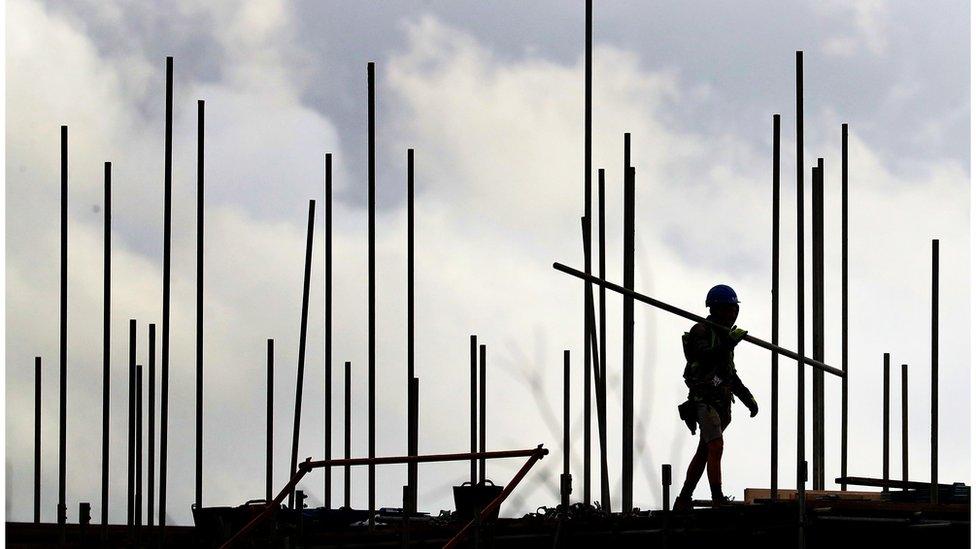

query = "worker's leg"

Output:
[[676, 404, 721, 510], [680, 438, 708, 496], [706, 436, 724, 499]]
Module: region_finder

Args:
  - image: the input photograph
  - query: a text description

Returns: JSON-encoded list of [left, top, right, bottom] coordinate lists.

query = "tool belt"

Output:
[[677, 399, 698, 435]]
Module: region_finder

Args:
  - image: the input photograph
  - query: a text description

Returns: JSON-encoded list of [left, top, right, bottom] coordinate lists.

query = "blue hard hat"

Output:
[[705, 284, 740, 307]]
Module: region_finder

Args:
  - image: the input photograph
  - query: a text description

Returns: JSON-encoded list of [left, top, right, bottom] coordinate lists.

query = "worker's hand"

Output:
[[746, 398, 759, 418], [728, 326, 748, 346]]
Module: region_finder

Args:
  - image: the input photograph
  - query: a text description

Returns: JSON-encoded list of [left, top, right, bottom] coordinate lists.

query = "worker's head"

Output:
[[705, 284, 740, 326]]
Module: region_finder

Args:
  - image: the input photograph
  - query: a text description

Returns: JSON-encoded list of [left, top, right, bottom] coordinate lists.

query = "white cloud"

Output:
[[818, 0, 889, 57]]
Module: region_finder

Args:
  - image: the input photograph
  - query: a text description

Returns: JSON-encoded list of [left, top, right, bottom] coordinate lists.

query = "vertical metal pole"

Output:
[[288, 200, 316, 508], [325, 153, 333, 510], [771, 114, 780, 500], [367, 60, 377, 526], [794, 51, 806, 535], [128, 319, 136, 526], [622, 134, 634, 514], [901, 363, 908, 489], [841, 123, 849, 491], [407, 148, 418, 512], [470, 335, 478, 484], [812, 159, 825, 491], [479, 344, 487, 483], [344, 360, 352, 508], [148, 325, 155, 527], [562, 349, 572, 509], [136, 365, 143, 527], [159, 55, 173, 532], [597, 168, 610, 512], [58, 124, 68, 530], [408, 377, 419, 512], [267, 339, 274, 503], [883, 353, 890, 492], [101, 161, 111, 529], [195, 98, 205, 512], [34, 356, 42, 524], [582, 0, 593, 507], [930, 239, 939, 503], [662, 464, 671, 512]]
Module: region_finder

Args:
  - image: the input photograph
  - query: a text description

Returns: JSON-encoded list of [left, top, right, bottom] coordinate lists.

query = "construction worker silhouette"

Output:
[[674, 284, 758, 511]]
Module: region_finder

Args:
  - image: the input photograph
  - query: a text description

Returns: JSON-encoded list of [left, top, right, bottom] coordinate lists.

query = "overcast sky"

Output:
[[6, 0, 970, 526]]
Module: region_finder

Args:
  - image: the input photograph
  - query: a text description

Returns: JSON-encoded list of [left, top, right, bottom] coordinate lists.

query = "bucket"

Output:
[[453, 480, 503, 521]]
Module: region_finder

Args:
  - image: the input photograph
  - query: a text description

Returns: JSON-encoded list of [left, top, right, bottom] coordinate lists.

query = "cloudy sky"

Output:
[[5, 0, 970, 526]]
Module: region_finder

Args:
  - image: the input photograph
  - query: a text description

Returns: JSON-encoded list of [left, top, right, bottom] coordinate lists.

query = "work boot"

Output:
[[710, 492, 734, 507], [673, 495, 693, 512]]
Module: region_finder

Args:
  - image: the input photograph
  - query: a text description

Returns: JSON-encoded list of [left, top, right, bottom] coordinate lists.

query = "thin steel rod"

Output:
[[127, 319, 136, 526], [597, 168, 610, 512], [367, 60, 377, 526], [795, 51, 806, 534], [344, 360, 352, 508], [408, 377, 419, 512], [883, 353, 890, 492], [34, 356, 41, 523], [583, 216, 610, 513], [622, 135, 634, 513], [841, 123, 849, 491], [136, 365, 143, 527], [562, 349, 571, 509], [288, 199, 316, 508], [58, 124, 68, 530], [470, 335, 477, 484], [771, 114, 780, 500], [442, 448, 549, 549], [159, 54, 173, 532], [325, 152, 333, 509], [406, 148, 417, 511], [479, 344, 487, 483], [310, 448, 545, 469], [662, 464, 671, 512], [101, 161, 111, 528], [931, 239, 939, 503], [267, 339, 274, 502], [552, 264, 843, 377], [582, 0, 593, 507], [813, 160, 824, 490], [195, 98, 205, 511], [902, 363, 908, 489], [148, 325, 155, 527]]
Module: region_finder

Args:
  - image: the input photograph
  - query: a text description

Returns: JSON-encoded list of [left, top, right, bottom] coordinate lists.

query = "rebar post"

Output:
[[883, 353, 890, 492], [771, 114, 780, 500], [101, 161, 111, 529], [367, 60, 377, 527], [58, 124, 68, 531], [195, 98, 205, 511], [479, 344, 487, 483], [34, 356, 42, 524], [841, 123, 849, 491], [267, 339, 274, 502], [794, 51, 806, 541], [159, 55, 174, 532], [325, 153, 333, 509], [288, 200, 316, 508], [813, 159, 825, 490], [148, 325, 155, 527], [931, 239, 939, 503], [622, 134, 634, 514]]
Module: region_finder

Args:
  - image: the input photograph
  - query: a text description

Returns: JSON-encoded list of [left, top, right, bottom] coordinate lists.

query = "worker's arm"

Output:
[[728, 368, 759, 417]]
